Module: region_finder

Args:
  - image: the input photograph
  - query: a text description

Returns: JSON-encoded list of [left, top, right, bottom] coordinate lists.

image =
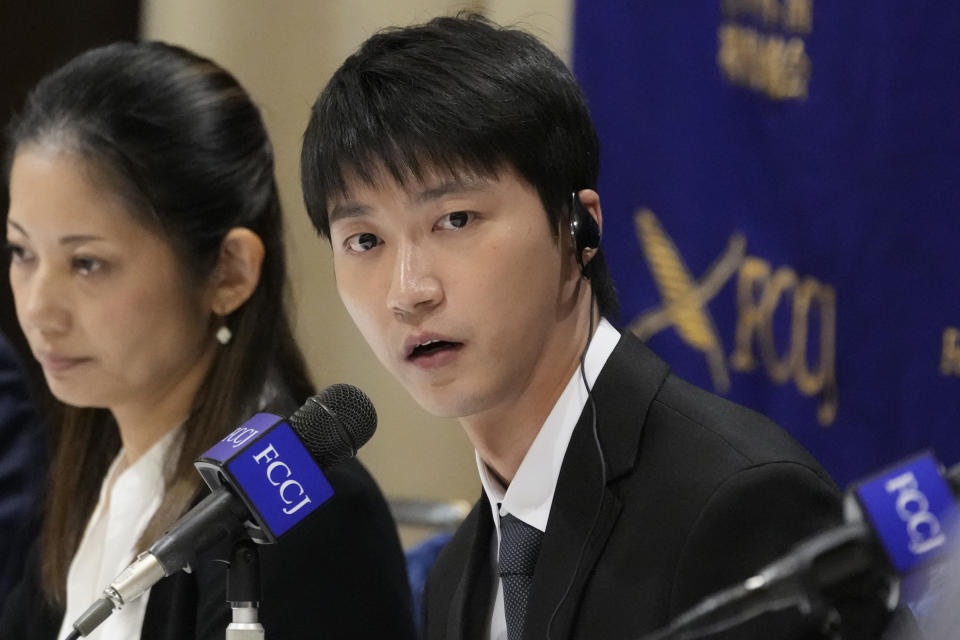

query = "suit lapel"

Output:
[[445, 498, 495, 640], [524, 415, 623, 639], [525, 334, 670, 639]]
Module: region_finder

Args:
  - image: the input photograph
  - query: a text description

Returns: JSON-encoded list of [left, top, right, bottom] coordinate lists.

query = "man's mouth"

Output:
[[408, 339, 462, 359]]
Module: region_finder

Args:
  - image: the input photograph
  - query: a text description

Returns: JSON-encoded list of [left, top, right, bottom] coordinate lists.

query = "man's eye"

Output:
[[435, 211, 473, 231], [346, 232, 382, 252]]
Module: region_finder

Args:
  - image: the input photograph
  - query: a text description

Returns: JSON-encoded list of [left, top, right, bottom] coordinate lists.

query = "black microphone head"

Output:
[[287, 384, 377, 468]]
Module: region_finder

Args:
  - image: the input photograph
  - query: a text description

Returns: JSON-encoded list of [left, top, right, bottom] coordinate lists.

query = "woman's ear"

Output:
[[210, 227, 265, 316]]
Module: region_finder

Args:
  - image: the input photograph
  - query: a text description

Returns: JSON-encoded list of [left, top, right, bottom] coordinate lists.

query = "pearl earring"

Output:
[[216, 324, 232, 345]]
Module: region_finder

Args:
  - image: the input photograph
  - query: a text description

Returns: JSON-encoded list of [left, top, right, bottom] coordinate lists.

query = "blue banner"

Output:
[[573, 1, 960, 485]]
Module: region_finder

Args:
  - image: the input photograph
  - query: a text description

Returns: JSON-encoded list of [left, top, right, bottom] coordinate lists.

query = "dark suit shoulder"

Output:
[[650, 373, 833, 485]]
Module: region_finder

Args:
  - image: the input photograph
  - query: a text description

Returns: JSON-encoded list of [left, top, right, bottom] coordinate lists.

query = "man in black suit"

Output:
[[300, 14, 892, 639]]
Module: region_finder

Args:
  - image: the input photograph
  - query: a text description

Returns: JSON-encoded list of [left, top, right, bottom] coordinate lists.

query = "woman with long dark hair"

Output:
[[2, 41, 416, 639]]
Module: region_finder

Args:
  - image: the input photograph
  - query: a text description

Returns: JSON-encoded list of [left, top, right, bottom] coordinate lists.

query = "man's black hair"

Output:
[[301, 13, 618, 317]]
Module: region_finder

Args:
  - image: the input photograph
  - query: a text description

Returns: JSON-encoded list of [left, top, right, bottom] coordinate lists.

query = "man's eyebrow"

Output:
[[415, 178, 491, 204], [328, 203, 372, 226], [329, 177, 494, 225]]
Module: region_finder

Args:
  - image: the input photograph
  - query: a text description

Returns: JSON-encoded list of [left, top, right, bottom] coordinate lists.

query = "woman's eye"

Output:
[[5, 243, 32, 264], [72, 255, 105, 275], [436, 211, 473, 231], [346, 232, 382, 253]]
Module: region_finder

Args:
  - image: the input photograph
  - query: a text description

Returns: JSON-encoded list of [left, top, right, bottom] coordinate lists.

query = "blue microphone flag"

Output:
[[196, 412, 335, 542], [853, 452, 957, 574]]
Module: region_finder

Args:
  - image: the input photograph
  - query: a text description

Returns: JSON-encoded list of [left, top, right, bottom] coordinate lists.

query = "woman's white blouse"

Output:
[[57, 426, 182, 640]]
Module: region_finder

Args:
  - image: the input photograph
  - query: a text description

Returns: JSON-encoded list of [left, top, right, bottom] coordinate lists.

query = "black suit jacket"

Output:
[[422, 333, 891, 639], [0, 332, 46, 608], [0, 457, 418, 640]]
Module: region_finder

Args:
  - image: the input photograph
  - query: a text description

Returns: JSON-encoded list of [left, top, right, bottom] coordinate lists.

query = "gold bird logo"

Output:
[[629, 209, 746, 393]]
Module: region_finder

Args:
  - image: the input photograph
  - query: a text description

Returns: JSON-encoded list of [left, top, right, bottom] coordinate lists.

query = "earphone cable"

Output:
[[546, 281, 606, 638]]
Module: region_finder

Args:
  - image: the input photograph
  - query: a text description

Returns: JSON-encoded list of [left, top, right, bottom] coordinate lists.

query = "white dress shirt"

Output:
[[477, 319, 620, 640], [57, 426, 183, 640]]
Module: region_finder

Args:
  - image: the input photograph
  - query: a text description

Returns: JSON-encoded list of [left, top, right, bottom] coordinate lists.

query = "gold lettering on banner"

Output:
[[783, 0, 813, 33], [731, 257, 838, 425], [722, 0, 781, 25], [792, 278, 836, 408], [718, 24, 810, 100], [718, 0, 812, 100], [941, 327, 960, 377], [722, 0, 812, 33], [628, 209, 837, 426]]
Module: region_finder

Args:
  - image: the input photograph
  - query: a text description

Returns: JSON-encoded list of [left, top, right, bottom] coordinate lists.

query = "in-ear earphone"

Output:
[[568, 191, 601, 279]]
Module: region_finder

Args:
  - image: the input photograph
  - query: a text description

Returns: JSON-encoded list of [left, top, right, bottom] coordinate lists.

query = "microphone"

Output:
[[639, 452, 960, 640], [66, 384, 377, 638]]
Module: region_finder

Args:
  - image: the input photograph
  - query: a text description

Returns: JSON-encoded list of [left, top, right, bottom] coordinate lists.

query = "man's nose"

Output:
[[386, 241, 443, 319]]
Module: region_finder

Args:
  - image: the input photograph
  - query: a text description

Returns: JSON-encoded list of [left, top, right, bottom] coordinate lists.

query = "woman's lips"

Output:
[[39, 354, 90, 374]]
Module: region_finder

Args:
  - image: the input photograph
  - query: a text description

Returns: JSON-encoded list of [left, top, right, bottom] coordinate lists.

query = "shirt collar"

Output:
[[477, 318, 620, 535], [98, 423, 184, 511]]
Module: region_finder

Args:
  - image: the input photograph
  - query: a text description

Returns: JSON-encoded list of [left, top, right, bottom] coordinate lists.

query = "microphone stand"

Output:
[[225, 538, 265, 639], [638, 523, 873, 640]]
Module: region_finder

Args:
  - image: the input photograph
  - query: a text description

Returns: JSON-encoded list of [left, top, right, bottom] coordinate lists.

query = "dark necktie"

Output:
[[498, 513, 544, 640]]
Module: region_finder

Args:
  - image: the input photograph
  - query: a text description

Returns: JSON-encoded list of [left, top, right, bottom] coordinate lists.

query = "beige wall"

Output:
[[141, 0, 572, 512]]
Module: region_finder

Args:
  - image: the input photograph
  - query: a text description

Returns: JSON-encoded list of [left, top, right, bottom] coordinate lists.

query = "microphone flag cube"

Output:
[[196, 412, 335, 543], [853, 452, 957, 574]]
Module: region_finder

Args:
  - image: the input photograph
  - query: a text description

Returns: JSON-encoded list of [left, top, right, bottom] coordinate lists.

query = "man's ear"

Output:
[[210, 227, 265, 316]]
